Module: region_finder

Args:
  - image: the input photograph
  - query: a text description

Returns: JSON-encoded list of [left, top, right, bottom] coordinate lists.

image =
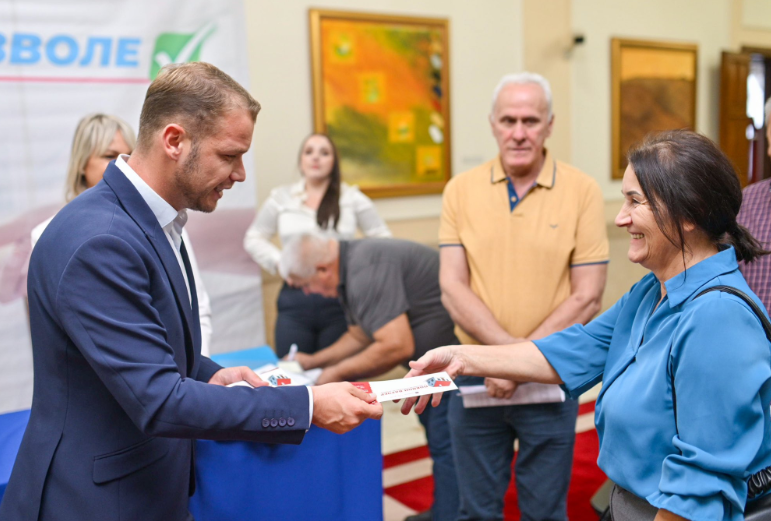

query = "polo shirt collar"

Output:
[[490, 149, 556, 189], [664, 246, 739, 308]]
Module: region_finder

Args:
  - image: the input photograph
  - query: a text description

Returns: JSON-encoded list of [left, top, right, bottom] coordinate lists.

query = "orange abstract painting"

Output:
[[310, 10, 451, 198]]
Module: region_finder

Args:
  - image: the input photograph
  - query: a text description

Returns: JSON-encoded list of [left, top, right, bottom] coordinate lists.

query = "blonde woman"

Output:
[[31, 114, 213, 355]]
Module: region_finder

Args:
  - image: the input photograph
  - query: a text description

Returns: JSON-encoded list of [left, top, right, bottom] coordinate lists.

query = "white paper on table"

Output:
[[458, 382, 565, 408], [352, 372, 457, 403], [278, 361, 303, 373], [225, 364, 317, 388], [257, 366, 314, 387], [303, 368, 322, 384], [252, 363, 278, 374]]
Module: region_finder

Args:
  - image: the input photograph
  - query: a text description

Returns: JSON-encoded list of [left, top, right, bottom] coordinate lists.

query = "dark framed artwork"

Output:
[[611, 38, 698, 179]]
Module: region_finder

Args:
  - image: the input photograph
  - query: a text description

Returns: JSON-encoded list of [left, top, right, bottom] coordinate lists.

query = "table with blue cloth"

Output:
[[0, 347, 383, 520], [0, 409, 29, 505]]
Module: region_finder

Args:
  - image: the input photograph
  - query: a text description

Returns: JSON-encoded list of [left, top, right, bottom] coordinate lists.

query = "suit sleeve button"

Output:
[[287, 417, 295, 427], [279, 418, 287, 427], [270, 418, 278, 428], [262, 418, 270, 428]]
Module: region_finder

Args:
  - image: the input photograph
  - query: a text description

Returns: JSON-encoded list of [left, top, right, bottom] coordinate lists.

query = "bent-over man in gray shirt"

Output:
[[279, 234, 459, 521]]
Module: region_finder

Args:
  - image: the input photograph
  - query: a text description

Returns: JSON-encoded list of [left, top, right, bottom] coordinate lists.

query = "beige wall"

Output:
[[522, 0, 572, 162], [733, 0, 771, 49], [244, 0, 523, 223], [571, 0, 733, 201]]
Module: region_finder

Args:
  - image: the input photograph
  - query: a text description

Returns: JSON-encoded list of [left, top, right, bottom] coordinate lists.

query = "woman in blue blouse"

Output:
[[403, 130, 771, 521]]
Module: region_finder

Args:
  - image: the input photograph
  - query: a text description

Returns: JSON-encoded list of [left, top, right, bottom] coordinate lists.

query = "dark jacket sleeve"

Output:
[[56, 234, 309, 444], [196, 356, 223, 383]]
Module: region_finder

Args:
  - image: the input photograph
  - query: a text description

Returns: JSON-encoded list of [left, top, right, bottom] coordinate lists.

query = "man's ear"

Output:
[[161, 124, 187, 161], [545, 114, 554, 138]]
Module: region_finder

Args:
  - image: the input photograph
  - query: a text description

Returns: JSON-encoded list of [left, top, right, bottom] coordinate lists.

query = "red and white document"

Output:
[[352, 372, 457, 403]]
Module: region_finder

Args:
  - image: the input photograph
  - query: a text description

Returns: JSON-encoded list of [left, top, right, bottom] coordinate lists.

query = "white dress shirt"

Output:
[[116, 155, 216, 355], [244, 180, 391, 274]]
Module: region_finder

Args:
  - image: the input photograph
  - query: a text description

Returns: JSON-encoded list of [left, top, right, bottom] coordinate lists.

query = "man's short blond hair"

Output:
[[135, 62, 260, 152]]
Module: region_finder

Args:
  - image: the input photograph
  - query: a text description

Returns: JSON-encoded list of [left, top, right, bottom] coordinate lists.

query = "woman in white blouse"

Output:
[[30, 114, 214, 356], [244, 133, 391, 357]]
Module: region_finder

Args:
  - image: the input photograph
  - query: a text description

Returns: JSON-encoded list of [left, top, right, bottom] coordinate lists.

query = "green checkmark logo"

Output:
[[150, 22, 217, 79]]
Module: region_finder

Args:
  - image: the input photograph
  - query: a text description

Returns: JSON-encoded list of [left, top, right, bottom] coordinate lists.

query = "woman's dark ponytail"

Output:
[[725, 221, 769, 263]]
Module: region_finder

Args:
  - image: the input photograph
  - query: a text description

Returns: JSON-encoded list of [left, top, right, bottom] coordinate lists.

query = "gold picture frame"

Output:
[[611, 38, 698, 179], [309, 9, 451, 198]]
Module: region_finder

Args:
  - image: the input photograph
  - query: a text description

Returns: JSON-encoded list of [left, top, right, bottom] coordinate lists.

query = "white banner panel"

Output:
[[0, 0, 264, 414]]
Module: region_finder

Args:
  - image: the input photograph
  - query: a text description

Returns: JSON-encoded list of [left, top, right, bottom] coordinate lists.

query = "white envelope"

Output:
[[353, 372, 457, 403]]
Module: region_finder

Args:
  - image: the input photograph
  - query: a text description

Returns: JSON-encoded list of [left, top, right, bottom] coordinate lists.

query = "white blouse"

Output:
[[244, 180, 391, 274]]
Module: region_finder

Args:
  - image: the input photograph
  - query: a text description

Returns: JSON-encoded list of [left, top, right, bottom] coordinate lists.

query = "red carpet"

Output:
[[384, 401, 607, 521]]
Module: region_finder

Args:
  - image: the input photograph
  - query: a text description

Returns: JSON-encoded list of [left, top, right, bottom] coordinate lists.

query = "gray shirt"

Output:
[[337, 239, 458, 363]]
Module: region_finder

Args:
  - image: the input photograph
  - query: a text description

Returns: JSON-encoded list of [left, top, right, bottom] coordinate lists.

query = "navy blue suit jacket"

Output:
[[0, 164, 310, 521]]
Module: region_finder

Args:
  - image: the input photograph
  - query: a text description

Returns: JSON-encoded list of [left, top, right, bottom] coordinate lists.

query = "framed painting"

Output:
[[611, 38, 698, 179], [309, 9, 451, 198]]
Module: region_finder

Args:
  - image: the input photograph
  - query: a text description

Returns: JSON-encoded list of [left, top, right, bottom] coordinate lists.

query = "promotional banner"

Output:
[[0, 0, 265, 413]]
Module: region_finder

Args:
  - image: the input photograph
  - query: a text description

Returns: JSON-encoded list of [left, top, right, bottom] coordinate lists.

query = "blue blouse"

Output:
[[534, 247, 771, 520]]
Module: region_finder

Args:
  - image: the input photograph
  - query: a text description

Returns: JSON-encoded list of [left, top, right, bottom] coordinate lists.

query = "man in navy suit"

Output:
[[0, 62, 382, 521]]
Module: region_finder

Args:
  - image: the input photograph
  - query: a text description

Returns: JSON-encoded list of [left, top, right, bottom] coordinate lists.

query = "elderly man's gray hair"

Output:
[[279, 232, 337, 280], [490, 72, 553, 120]]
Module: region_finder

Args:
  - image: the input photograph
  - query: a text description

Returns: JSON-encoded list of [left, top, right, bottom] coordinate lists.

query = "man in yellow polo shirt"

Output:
[[439, 72, 608, 521]]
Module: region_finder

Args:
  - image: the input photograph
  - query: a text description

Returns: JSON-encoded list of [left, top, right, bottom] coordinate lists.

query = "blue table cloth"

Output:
[[190, 346, 383, 520], [0, 347, 383, 520], [190, 421, 382, 521], [211, 344, 280, 368], [0, 409, 30, 506]]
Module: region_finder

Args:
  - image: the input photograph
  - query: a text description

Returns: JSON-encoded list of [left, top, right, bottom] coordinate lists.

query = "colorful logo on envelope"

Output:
[[427, 377, 452, 387], [268, 374, 292, 387], [352, 382, 373, 393]]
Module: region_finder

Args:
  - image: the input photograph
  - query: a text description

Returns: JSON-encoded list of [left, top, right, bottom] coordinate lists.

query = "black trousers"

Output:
[[274, 283, 348, 358]]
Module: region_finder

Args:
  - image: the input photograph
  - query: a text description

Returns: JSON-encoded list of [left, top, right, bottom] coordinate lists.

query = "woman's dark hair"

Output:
[[298, 133, 341, 230], [627, 129, 768, 263]]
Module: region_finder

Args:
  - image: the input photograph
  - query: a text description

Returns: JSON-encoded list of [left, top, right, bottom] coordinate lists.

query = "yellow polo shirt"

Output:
[[439, 151, 609, 344]]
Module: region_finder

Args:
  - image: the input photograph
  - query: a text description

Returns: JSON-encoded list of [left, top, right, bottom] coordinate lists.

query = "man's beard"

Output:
[[174, 142, 214, 213]]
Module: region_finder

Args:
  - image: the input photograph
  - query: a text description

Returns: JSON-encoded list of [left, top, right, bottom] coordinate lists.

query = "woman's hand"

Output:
[[400, 346, 465, 415]]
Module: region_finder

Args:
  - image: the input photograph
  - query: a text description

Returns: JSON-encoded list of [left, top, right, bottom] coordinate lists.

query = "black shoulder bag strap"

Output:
[[672, 285, 771, 500]]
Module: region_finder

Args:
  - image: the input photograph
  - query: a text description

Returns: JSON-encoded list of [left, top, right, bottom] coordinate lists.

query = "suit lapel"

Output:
[[102, 164, 196, 376]]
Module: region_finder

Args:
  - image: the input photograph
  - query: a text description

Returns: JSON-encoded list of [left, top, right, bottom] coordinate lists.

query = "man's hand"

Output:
[[293, 352, 315, 370], [400, 346, 464, 415], [315, 366, 342, 385], [311, 382, 383, 434], [208, 366, 268, 387], [484, 377, 517, 399]]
